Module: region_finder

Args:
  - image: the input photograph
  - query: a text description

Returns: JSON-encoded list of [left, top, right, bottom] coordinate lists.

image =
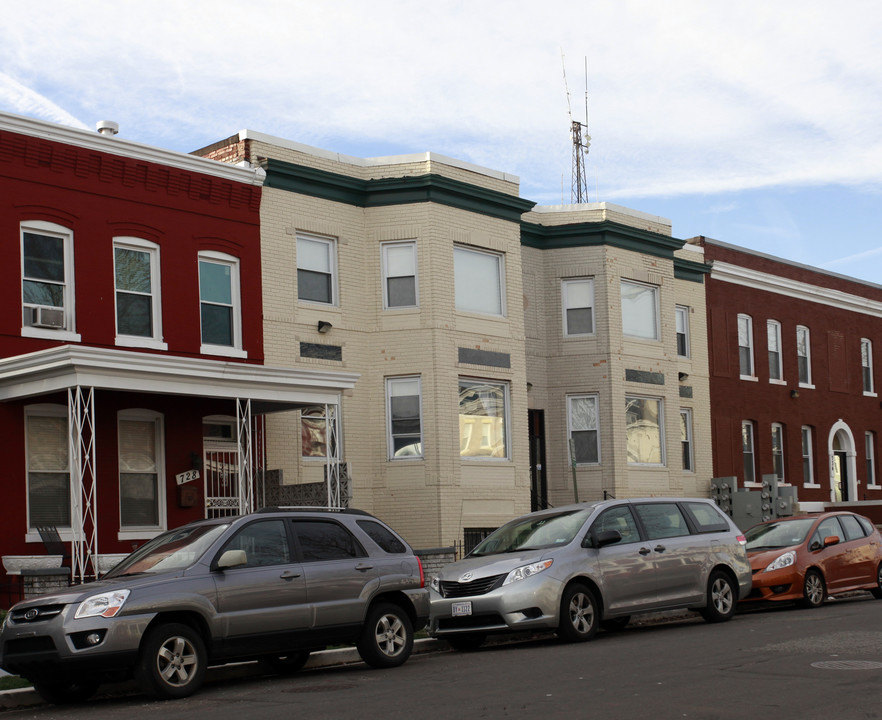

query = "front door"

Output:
[[204, 440, 241, 518], [834, 451, 849, 502], [528, 410, 548, 511]]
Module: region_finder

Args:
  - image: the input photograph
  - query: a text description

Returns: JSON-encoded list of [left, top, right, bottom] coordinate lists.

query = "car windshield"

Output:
[[104, 523, 230, 577], [470, 509, 592, 556], [745, 518, 816, 551]]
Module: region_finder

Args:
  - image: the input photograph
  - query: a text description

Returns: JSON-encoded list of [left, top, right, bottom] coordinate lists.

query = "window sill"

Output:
[[201, 344, 248, 359], [21, 326, 81, 342], [742, 482, 762, 489], [769, 379, 787, 386], [739, 375, 759, 382], [864, 391, 878, 398], [116, 336, 168, 351], [804, 483, 822, 488], [798, 383, 815, 390]]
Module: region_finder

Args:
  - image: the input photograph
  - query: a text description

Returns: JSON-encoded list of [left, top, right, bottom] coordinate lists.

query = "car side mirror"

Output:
[[823, 535, 841, 548], [216, 549, 247, 570], [592, 529, 623, 549]]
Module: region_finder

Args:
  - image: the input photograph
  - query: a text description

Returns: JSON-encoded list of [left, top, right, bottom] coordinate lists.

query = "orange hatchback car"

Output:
[[742, 511, 882, 608]]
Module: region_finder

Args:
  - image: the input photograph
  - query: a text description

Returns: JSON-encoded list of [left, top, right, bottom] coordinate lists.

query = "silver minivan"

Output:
[[429, 498, 750, 649]]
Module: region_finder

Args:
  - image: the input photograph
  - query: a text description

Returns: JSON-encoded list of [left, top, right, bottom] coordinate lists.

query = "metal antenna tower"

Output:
[[562, 54, 591, 204]]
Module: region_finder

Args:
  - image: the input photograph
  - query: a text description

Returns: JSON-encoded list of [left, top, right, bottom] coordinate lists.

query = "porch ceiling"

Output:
[[0, 345, 358, 407]]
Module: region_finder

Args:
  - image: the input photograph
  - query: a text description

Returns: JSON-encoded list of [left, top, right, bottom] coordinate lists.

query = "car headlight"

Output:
[[75, 589, 131, 619], [764, 551, 796, 572], [429, 575, 440, 592], [502, 559, 553, 586]]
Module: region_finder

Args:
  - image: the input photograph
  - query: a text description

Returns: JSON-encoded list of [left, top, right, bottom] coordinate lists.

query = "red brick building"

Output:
[[699, 237, 882, 521]]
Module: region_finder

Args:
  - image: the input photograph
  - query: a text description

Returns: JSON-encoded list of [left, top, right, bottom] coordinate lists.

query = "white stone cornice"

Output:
[[0, 110, 265, 186], [711, 261, 882, 318]]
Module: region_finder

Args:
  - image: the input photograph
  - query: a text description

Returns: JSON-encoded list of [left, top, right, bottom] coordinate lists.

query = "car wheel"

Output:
[[800, 569, 826, 608], [699, 571, 736, 623], [600, 616, 631, 632], [32, 677, 99, 705], [136, 622, 207, 699], [258, 650, 312, 675], [557, 583, 599, 642], [357, 602, 413, 669], [445, 633, 487, 651], [871, 563, 882, 600]]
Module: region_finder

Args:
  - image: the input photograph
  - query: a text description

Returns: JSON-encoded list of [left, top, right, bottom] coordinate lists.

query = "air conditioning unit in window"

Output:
[[30, 306, 65, 329]]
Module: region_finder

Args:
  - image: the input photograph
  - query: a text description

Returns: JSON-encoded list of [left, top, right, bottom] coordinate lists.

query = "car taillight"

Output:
[[736, 534, 747, 546], [416, 556, 425, 588]]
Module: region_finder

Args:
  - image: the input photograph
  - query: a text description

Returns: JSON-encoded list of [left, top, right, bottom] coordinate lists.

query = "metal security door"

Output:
[[204, 441, 241, 518]]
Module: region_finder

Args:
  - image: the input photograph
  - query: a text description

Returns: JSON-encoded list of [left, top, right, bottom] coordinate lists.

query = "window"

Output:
[[802, 426, 815, 485], [562, 278, 594, 336], [591, 506, 640, 544], [680, 409, 694, 472], [25, 405, 71, 529], [386, 376, 423, 459], [118, 410, 165, 530], [796, 325, 812, 386], [567, 395, 599, 464], [867, 431, 877, 487], [862, 338, 874, 394], [293, 521, 365, 561], [621, 280, 659, 340], [221, 520, 290, 567], [114, 238, 164, 348], [771, 423, 785, 483], [21, 221, 77, 338], [682, 501, 731, 533], [454, 246, 504, 316], [738, 314, 755, 378], [625, 396, 664, 465], [297, 233, 337, 305], [742, 421, 757, 484], [357, 520, 407, 553], [459, 379, 509, 459], [301, 406, 331, 459], [198, 252, 243, 356], [839, 514, 866, 541], [634, 503, 689, 539], [767, 320, 783, 381], [675, 306, 690, 357], [381, 241, 418, 308]]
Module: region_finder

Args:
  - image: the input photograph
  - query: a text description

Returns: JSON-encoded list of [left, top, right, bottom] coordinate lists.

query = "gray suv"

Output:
[[0, 508, 429, 704], [429, 498, 750, 649]]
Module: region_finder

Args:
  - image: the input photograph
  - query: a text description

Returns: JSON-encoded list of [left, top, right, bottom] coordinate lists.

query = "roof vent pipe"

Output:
[[96, 120, 119, 137]]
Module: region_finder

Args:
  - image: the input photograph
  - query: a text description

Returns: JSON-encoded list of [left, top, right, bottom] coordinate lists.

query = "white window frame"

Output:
[[24, 403, 73, 533], [621, 279, 659, 341], [20, 220, 81, 342], [680, 408, 694, 472], [738, 314, 756, 380], [301, 406, 331, 460], [796, 325, 813, 388], [675, 305, 690, 358], [381, 241, 418, 310], [562, 278, 595, 337], [742, 420, 758, 485], [117, 409, 167, 537], [802, 426, 818, 487], [771, 422, 785, 484], [113, 237, 167, 350], [198, 251, 246, 359], [453, 245, 506, 317], [625, 395, 665, 466], [867, 431, 879, 488], [767, 320, 784, 384], [862, 338, 875, 396], [458, 378, 511, 461], [386, 376, 424, 460], [297, 232, 338, 306], [567, 394, 600, 465]]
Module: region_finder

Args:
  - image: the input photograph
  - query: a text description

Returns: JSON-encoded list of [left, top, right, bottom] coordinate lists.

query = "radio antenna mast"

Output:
[[561, 53, 591, 204]]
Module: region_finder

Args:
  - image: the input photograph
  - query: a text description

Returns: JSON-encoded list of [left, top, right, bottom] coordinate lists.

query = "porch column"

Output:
[[68, 386, 97, 582], [236, 398, 254, 515], [324, 403, 343, 508]]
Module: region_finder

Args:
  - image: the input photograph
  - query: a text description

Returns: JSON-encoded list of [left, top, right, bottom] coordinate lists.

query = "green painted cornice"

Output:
[[673, 257, 711, 283], [261, 158, 535, 222]]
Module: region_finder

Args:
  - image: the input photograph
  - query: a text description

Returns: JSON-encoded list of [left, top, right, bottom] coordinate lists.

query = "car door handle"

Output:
[[654, 545, 666, 553], [355, 563, 375, 571], [279, 570, 301, 580], [638, 547, 651, 555]]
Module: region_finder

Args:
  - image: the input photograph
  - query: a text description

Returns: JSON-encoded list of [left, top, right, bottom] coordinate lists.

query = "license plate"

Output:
[[452, 601, 472, 617]]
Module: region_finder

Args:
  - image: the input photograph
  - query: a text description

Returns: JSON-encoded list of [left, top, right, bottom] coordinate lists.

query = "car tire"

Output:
[[258, 650, 312, 674], [357, 602, 413, 669], [600, 616, 630, 632], [699, 570, 736, 623], [445, 633, 486, 651], [136, 622, 207, 700], [557, 583, 599, 642], [871, 563, 882, 600], [32, 677, 99, 705], [800, 569, 826, 608]]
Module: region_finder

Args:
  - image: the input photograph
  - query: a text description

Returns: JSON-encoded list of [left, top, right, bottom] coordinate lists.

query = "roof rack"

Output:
[[255, 506, 373, 517]]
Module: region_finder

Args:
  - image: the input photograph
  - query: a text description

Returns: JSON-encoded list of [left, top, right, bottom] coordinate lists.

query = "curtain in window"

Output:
[[27, 414, 71, 527], [119, 419, 159, 526]]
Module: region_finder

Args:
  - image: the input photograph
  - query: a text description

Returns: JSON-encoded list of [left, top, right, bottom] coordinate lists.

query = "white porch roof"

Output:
[[0, 345, 359, 407]]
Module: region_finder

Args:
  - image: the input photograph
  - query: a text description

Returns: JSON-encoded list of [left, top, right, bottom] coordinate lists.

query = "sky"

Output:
[[2, 0, 882, 283]]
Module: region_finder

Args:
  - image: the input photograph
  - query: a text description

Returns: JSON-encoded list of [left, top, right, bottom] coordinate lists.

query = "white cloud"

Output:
[[0, 72, 88, 129]]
